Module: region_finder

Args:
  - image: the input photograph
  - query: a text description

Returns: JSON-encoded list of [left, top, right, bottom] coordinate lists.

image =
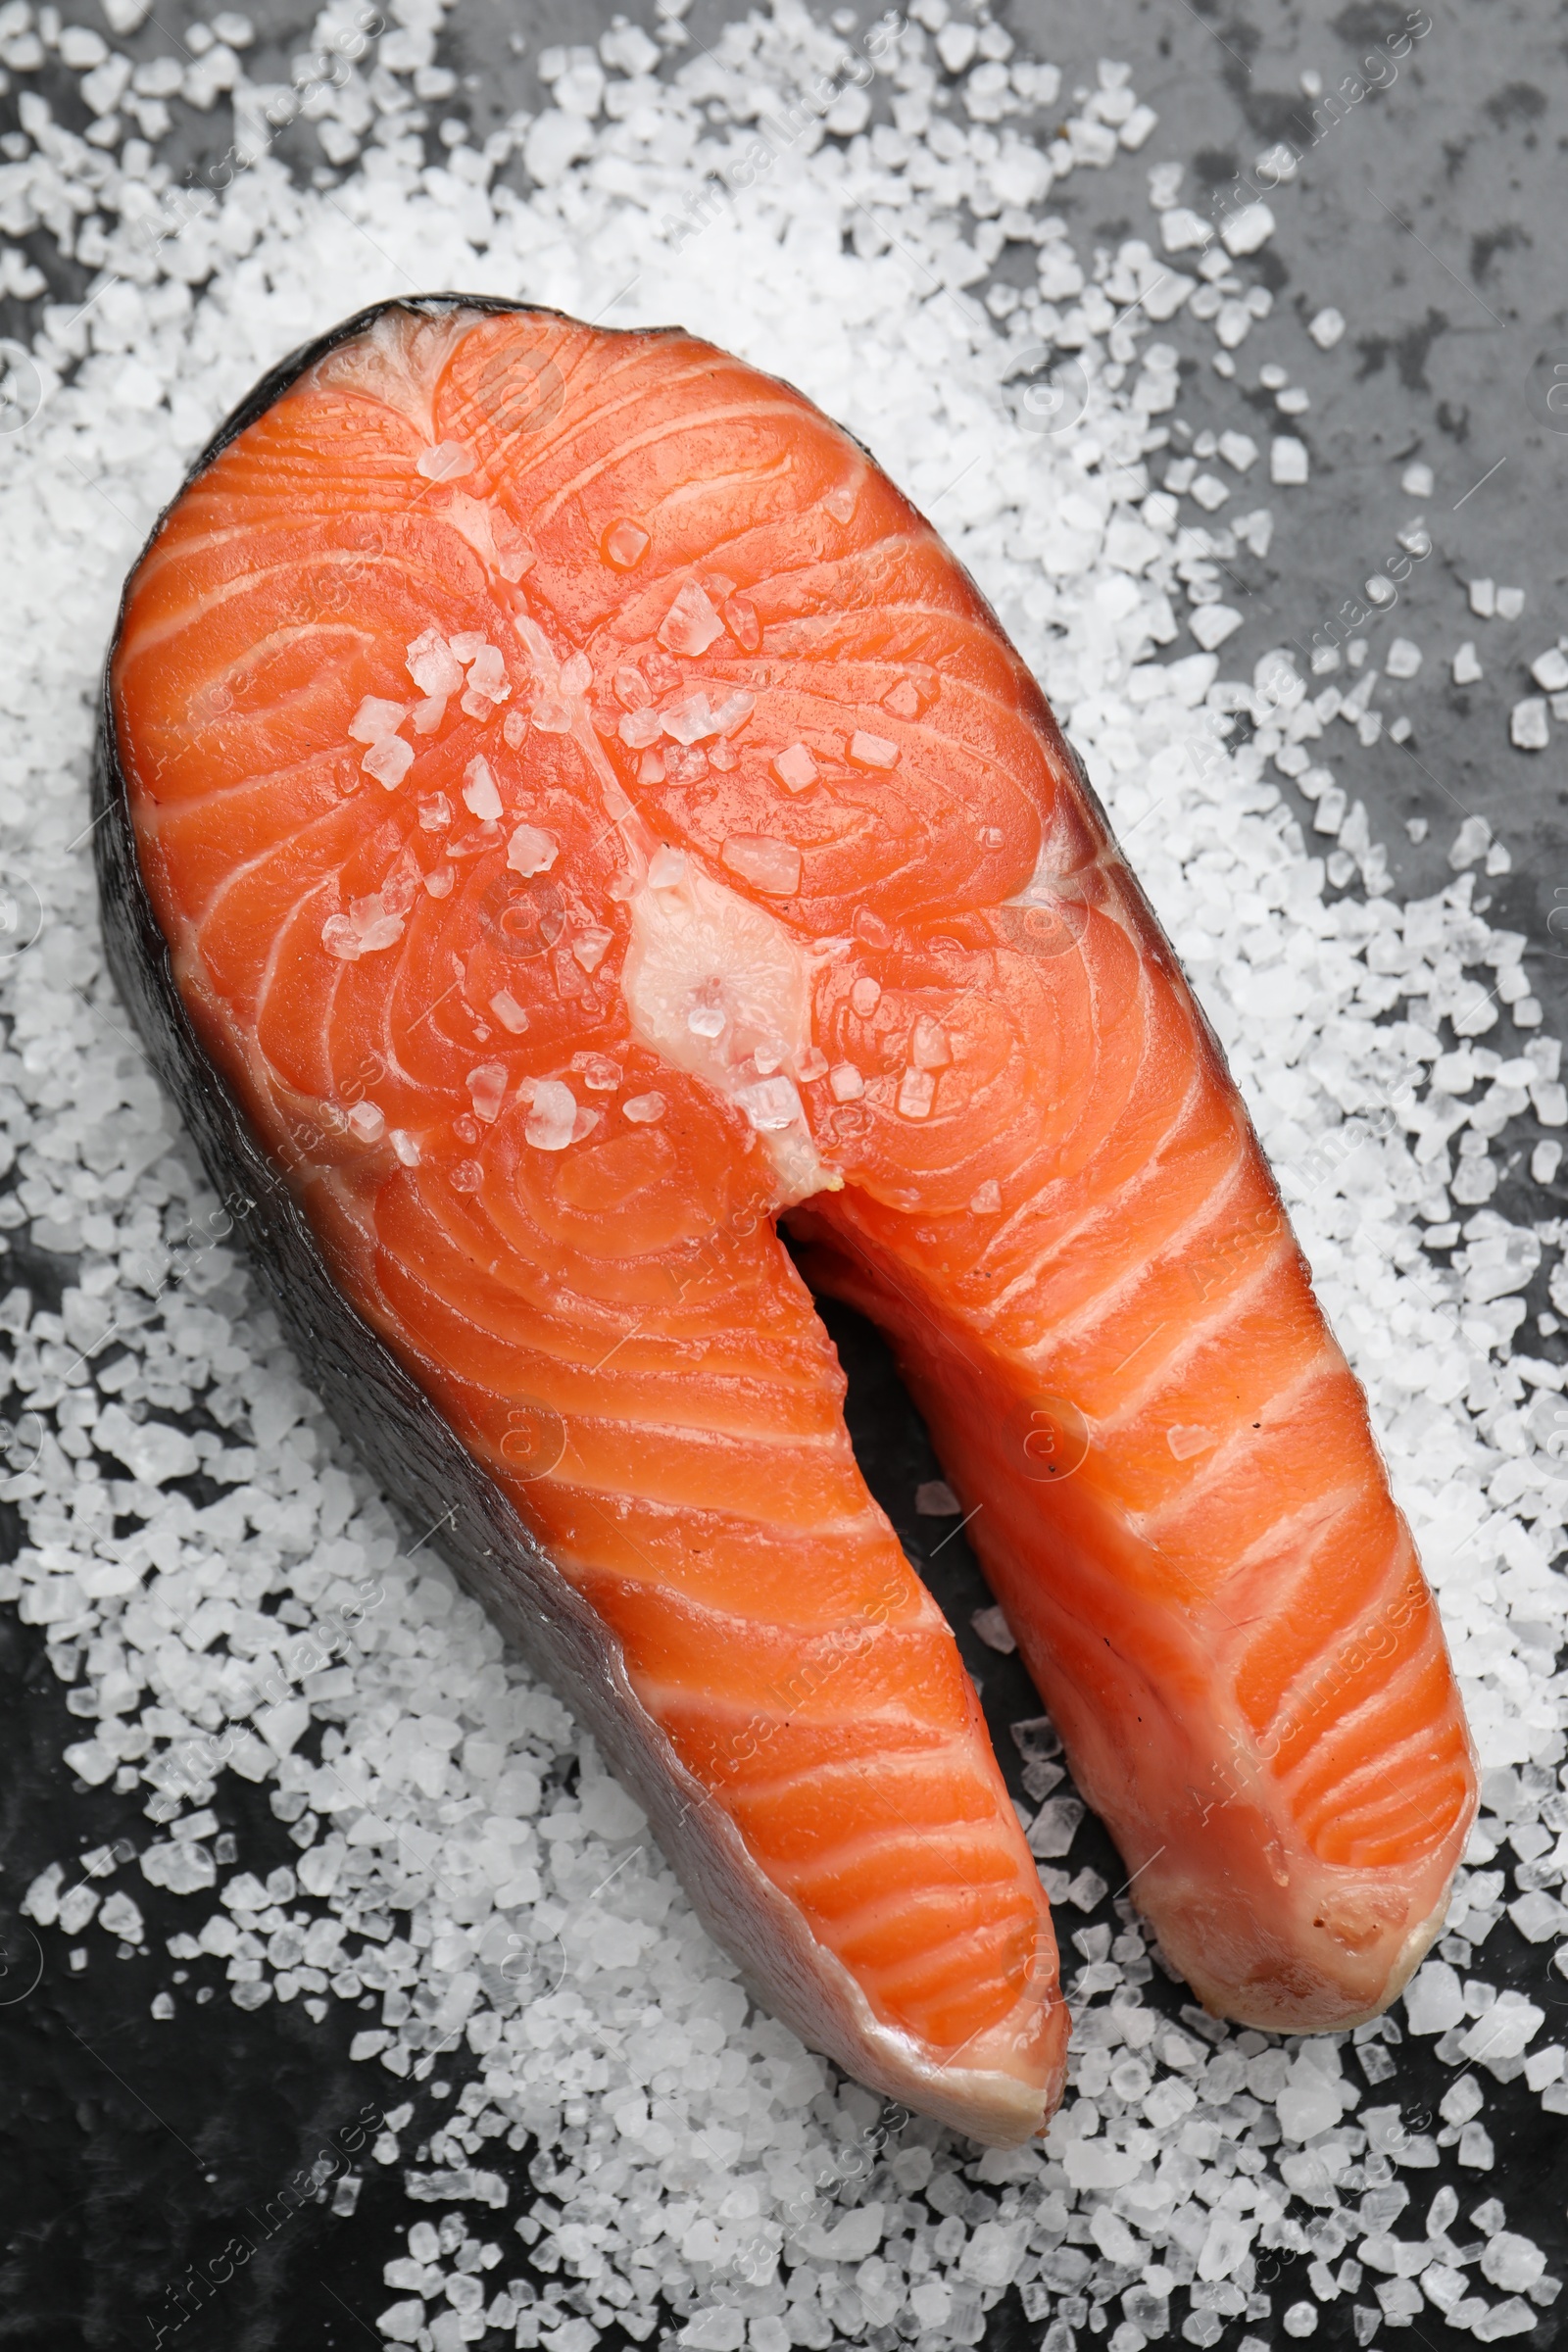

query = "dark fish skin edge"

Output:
[[90, 294, 1067, 2144]]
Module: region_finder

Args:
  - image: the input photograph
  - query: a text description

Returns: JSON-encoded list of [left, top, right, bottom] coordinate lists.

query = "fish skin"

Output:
[[102, 290, 1474, 2116], [101, 297, 1068, 2146]]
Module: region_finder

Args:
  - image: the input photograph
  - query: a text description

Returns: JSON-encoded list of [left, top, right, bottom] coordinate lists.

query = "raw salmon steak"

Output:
[[100, 296, 1473, 2121]]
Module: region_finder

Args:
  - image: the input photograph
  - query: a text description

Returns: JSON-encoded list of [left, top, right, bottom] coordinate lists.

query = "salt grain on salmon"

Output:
[[463, 757, 502, 820], [604, 519, 650, 567], [462, 644, 510, 710], [507, 823, 557, 876], [406, 627, 466, 700], [910, 1016, 951, 1068], [622, 1092, 665, 1123], [362, 734, 413, 789], [524, 1077, 578, 1151], [489, 989, 528, 1034], [466, 1062, 508, 1124], [774, 743, 818, 792], [898, 1067, 936, 1119], [659, 580, 725, 657], [850, 729, 899, 768], [721, 833, 801, 894], [417, 439, 474, 480], [347, 1101, 386, 1143], [572, 928, 612, 973], [349, 696, 407, 743], [618, 707, 663, 749]]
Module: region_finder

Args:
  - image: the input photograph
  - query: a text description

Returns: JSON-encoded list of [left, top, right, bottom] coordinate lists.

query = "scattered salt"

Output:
[[2, 11, 1566, 2348]]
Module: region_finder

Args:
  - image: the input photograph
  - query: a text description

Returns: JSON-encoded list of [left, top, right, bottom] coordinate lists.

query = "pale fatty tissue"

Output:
[[2, 0, 1566, 2346]]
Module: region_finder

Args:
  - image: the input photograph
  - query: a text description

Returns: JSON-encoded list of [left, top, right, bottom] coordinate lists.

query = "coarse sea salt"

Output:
[[2, 0, 1567, 2344]]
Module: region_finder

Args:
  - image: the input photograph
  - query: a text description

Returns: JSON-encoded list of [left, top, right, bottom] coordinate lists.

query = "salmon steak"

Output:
[[98, 295, 1474, 2139]]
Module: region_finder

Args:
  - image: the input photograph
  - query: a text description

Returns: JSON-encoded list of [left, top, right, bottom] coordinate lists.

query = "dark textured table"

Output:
[[2, 3, 1567, 2347]]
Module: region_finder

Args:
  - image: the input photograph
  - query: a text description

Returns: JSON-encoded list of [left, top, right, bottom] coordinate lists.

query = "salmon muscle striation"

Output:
[[103, 299, 1474, 2111]]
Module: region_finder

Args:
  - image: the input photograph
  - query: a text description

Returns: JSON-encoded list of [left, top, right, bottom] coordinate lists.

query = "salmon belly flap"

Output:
[[106, 298, 1471, 2131]]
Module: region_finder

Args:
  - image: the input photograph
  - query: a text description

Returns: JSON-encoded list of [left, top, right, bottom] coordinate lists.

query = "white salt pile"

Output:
[[2, 0, 1566, 2345]]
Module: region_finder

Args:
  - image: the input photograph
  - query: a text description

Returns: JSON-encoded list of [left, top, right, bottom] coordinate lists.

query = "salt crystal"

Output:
[[849, 729, 899, 768], [489, 991, 528, 1034], [1271, 436, 1309, 485], [363, 736, 414, 790], [1449, 814, 1492, 870], [910, 1015, 951, 1068], [349, 696, 408, 744], [603, 519, 650, 568], [1386, 638, 1422, 679], [347, 1102, 385, 1144], [1470, 578, 1497, 617], [658, 580, 724, 657], [897, 1066, 936, 1118], [971, 1604, 1015, 1653], [1481, 2232, 1545, 2293], [1453, 642, 1483, 685], [464, 645, 510, 706], [463, 758, 503, 820], [721, 835, 802, 895], [622, 1093, 665, 1123], [417, 441, 474, 481], [390, 1130, 420, 1167], [1496, 586, 1526, 618], [1307, 307, 1346, 348], [736, 1076, 804, 1133], [1027, 1796, 1084, 1858], [1510, 698, 1549, 751], [619, 708, 663, 749], [407, 629, 467, 700], [1166, 1424, 1217, 1460], [1460, 1989, 1543, 2067], [507, 825, 558, 876], [648, 846, 686, 889], [99, 1891, 144, 1943], [1190, 604, 1243, 651], [467, 1063, 508, 1125], [916, 1480, 960, 1514], [828, 1062, 864, 1101], [1404, 1959, 1463, 2035], [525, 1079, 578, 1152], [773, 743, 818, 792]]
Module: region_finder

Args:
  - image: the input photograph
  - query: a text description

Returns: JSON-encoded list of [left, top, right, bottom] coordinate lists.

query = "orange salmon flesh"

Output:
[[107, 298, 1475, 2141]]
